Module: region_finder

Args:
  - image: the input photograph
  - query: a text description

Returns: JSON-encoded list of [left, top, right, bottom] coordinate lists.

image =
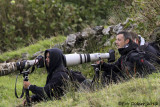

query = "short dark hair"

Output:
[[130, 32, 140, 41], [117, 31, 132, 41]]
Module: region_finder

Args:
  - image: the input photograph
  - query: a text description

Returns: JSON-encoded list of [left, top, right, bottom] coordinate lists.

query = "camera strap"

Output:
[[15, 73, 24, 98]]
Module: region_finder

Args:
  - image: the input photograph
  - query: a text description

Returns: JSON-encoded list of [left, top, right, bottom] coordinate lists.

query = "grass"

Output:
[[34, 73, 160, 107], [1, 70, 160, 107], [0, 35, 66, 62], [0, 35, 66, 106], [0, 35, 160, 107], [0, 68, 47, 107]]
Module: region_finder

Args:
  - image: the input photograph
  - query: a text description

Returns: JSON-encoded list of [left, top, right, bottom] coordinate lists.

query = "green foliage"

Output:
[[0, 0, 124, 53], [119, 0, 160, 40]]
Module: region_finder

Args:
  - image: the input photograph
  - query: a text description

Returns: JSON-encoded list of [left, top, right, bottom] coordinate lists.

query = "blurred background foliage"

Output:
[[122, 0, 160, 40], [0, 0, 159, 53], [0, 0, 129, 53]]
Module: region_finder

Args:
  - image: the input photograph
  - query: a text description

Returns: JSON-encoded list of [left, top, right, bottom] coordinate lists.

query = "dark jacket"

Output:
[[139, 43, 160, 65], [101, 41, 155, 84], [149, 42, 160, 52], [29, 48, 70, 102]]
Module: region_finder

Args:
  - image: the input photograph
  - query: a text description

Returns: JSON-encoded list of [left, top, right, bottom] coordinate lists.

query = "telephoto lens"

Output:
[[63, 53, 110, 67], [0, 50, 115, 76]]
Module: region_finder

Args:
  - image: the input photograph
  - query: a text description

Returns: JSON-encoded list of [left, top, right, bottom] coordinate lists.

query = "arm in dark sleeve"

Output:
[[29, 72, 69, 101], [128, 52, 155, 72], [101, 57, 122, 83], [145, 45, 160, 63], [29, 85, 44, 101], [30, 95, 43, 102], [101, 57, 121, 73], [145, 45, 157, 55]]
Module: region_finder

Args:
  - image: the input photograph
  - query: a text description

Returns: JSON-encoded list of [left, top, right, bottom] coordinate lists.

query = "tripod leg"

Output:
[[25, 89, 31, 106], [24, 72, 31, 106], [91, 68, 100, 90]]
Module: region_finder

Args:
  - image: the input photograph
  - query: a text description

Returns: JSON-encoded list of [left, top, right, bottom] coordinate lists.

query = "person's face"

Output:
[[46, 52, 50, 67], [115, 34, 129, 49]]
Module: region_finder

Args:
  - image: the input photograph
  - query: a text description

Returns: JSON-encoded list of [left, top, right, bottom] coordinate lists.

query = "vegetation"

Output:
[[35, 73, 160, 107], [0, 0, 126, 53], [0, 0, 160, 106], [0, 69, 160, 107], [0, 35, 66, 62], [1, 0, 159, 52], [119, 0, 160, 40], [0, 68, 47, 107]]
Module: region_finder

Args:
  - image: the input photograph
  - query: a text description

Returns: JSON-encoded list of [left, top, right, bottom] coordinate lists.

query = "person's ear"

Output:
[[136, 39, 140, 45], [125, 39, 130, 44]]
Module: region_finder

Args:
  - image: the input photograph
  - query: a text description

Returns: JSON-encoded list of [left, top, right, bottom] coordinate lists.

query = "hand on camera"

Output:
[[23, 81, 31, 89], [36, 55, 44, 68], [96, 60, 104, 65]]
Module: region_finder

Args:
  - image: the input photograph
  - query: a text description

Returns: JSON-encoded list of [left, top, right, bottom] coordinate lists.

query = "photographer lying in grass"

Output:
[[23, 48, 86, 105], [98, 31, 156, 85]]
